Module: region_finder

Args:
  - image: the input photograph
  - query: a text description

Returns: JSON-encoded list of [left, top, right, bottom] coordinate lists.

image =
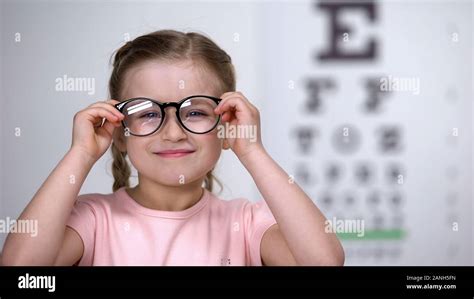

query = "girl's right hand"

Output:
[[70, 100, 124, 162]]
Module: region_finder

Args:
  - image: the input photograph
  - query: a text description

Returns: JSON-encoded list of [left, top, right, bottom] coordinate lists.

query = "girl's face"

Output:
[[115, 60, 223, 187]]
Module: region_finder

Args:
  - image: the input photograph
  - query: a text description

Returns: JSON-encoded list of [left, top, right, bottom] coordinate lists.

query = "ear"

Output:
[[112, 126, 127, 152]]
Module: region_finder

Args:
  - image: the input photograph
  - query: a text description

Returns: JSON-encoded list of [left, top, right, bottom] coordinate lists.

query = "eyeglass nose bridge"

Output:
[[158, 101, 185, 129], [160, 101, 181, 109]]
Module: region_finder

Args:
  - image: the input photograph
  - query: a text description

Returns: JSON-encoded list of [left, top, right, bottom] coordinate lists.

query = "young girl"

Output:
[[2, 30, 344, 266]]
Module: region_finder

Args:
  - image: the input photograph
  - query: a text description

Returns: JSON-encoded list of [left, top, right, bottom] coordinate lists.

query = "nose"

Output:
[[160, 107, 187, 142]]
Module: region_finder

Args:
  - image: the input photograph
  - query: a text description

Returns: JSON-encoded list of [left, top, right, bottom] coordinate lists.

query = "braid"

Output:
[[111, 142, 131, 192], [205, 171, 222, 194]]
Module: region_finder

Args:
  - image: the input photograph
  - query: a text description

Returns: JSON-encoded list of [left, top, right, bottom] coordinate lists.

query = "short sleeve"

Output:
[[244, 199, 277, 266], [66, 195, 96, 266]]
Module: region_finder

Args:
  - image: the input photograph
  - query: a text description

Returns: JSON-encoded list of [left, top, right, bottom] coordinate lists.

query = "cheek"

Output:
[[197, 133, 222, 166], [125, 139, 149, 170]]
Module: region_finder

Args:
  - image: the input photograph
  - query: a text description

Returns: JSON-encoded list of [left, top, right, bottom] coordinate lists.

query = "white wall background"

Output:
[[0, 0, 472, 265]]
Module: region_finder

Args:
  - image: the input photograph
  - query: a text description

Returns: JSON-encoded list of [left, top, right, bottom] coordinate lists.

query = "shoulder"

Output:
[[74, 189, 119, 214]]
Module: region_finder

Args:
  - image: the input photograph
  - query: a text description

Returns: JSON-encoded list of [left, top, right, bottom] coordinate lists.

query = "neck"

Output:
[[127, 175, 205, 211]]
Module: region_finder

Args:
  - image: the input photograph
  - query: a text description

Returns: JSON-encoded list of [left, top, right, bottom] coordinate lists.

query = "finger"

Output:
[[221, 111, 229, 122], [221, 111, 235, 123], [98, 119, 118, 138], [215, 96, 250, 115], [89, 102, 124, 119], [91, 99, 120, 105], [220, 91, 246, 101], [83, 107, 122, 125], [106, 99, 122, 108], [90, 101, 123, 114], [218, 91, 252, 106], [223, 92, 256, 111], [219, 91, 236, 98]]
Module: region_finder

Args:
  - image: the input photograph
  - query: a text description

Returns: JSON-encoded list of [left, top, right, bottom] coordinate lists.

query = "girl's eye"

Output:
[[140, 112, 160, 119], [187, 111, 207, 117]]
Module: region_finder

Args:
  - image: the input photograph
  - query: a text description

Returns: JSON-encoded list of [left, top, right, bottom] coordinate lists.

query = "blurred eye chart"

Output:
[[259, 0, 472, 265]]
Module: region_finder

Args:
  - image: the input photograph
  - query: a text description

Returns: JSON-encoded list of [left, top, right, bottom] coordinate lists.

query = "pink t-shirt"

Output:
[[66, 187, 277, 266]]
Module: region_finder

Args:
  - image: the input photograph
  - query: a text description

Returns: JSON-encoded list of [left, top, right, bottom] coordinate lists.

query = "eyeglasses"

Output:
[[114, 95, 222, 136]]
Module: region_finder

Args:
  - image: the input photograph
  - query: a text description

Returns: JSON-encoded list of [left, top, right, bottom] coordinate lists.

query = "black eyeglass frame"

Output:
[[114, 95, 222, 136]]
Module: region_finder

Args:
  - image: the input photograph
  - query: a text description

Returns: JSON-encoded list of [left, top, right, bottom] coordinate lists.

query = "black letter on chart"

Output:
[[317, 1, 377, 61], [305, 77, 335, 114]]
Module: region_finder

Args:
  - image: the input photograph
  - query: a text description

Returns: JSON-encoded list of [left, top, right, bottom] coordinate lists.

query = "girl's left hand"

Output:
[[214, 91, 264, 160]]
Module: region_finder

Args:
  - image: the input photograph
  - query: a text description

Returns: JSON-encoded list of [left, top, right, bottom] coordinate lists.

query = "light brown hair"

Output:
[[109, 29, 235, 192]]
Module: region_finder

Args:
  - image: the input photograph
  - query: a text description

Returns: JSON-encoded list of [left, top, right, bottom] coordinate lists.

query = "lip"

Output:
[[154, 149, 195, 158]]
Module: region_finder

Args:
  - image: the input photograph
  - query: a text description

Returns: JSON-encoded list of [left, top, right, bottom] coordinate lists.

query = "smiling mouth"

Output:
[[154, 150, 196, 158]]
